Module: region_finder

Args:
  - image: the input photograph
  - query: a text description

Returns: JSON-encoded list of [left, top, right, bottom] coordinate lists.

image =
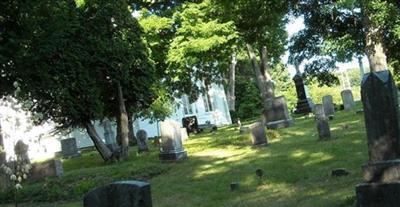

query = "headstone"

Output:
[[159, 120, 187, 162], [341, 90, 355, 110], [322, 95, 335, 118], [103, 119, 119, 152], [249, 121, 268, 146], [136, 130, 149, 153], [60, 138, 81, 158], [263, 96, 294, 129], [314, 104, 331, 139], [84, 181, 152, 207], [29, 159, 63, 181], [293, 69, 314, 115], [356, 71, 400, 206], [182, 116, 199, 134], [180, 128, 188, 142]]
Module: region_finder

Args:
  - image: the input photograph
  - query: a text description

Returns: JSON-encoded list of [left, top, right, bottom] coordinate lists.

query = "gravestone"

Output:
[[60, 138, 81, 158], [103, 119, 118, 151], [182, 116, 199, 134], [136, 130, 149, 153], [29, 159, 63, 181], [180, 128, 189, 142], [314, 104, 331, 139], [356, 71, 400, 206], [341, 90, 355, 110], [159, 120, 187, 162], [249, 121, 268, 146], [322, 95, 335, 118], [84, 181, 152, 207], [293, 68, 314, 115], [263, 96, 294, 129]]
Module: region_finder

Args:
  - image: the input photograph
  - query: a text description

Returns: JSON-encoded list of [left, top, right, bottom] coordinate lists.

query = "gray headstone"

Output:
[[84, 180, 152, 207], [322, 95, 335, 117], [61, 138, 80, 158], [356, 71, 400, 206], [314, 104, 331, 139], [159, 120, 187, 162], [249, 121, 268, 146], [263, 96, 294, 129], [136, 130, 149, 153], [29, 159, 63, 181], [180, 128, 188, 142], [341, 90, 355, 110]]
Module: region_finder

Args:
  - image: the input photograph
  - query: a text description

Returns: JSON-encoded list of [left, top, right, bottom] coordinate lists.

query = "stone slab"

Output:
[[159, 150, 187, 162], [356, 182, 400, 207]]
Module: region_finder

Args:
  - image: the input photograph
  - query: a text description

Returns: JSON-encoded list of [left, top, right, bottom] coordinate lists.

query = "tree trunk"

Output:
[[246, 44, 273, 110], [127, 111, 137, 146], [260, 46, 275, 98], [85, 122, 113, 162], [116, 82, 129, 159], [363, 6, 388, 72], [227, 53, 237, 111]]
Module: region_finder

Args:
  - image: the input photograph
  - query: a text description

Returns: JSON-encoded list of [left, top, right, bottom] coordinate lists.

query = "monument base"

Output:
[[294, 98, 313, 114], [362, 160, 400, 182], [356, 182, 400, 207], [63, 152, 81, 159], [159, 150, 187, 162], [266, 119, 294, 130]]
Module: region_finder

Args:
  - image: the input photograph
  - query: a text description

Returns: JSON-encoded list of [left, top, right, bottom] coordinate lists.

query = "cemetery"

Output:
[[1, 0, 400, 207]]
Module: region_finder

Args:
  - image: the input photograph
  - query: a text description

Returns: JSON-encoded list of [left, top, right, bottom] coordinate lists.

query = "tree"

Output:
[[0, 0, 156, 162]]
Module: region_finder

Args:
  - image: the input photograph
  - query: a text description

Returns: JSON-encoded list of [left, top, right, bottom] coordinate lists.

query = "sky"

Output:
[[284, 17, 369, 77]]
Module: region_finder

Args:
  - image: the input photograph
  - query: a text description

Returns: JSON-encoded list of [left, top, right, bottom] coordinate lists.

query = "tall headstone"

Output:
[[263, 96, 294, 129], [61, 138, 81, 158], [249, 121, 268, 146], [293, 65, 314, 115], [159, 120, 187, 162], [136, 130, 149, 153], [314, 104, 331, 140], [341, 90, 355, 110], [322, 95, 335, 118], [84, 181, 152, 207], [356, 71, 400, 206]]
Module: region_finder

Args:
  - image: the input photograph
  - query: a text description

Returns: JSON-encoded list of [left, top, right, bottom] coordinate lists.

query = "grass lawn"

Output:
[[0, 104, 367, 207]]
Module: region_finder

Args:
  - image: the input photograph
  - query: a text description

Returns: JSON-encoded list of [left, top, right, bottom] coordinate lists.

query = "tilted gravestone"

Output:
[[314, 104, 331, 140], [341, 90, 355, 110], [136, 130, 149, 153], [159, 120, 187, 162], [29, 159, 63, 181], [322, 95, 335, 118], [60, 138, 81, 158], [356, 71, 400, 207], [84, 181, 152, 207], [263, 96, 294, 129], [249, 121, 268, 146]]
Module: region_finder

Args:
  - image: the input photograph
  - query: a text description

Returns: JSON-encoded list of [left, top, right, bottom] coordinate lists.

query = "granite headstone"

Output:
[[249, 121, 268, 146], [322, 95, 335, 118], [341, 90, 355, 110], [159, 120, 187, 162], [61, 138, 81, 158], [136, 130, 149, 153], [263, 96, 294, 129], [314, 104, 331, 139]]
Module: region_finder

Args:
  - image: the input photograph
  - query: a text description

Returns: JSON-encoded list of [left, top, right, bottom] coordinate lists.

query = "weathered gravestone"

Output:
[[180, 128, 189, 142], [29, 159, 63, 181], [136, 130, 149, 153], [341, 90, 355, 110], [322, 95, 335, 118], [159, 120, 187, 162], [314, 104, 331, 140], [263, 96, 294, 129], [293, 65, 314, 115], [249, 121, 268, 146], [60, 138, 81, 158], [84, 181, 152, 207], [356, 71, 400, 207]]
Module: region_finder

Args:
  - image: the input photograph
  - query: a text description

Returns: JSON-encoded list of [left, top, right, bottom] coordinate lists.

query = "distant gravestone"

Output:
[[314, 104, 331, 139], [263, 96, 294, 129], [249, 121, 268, 146], [60, 138, 80, 158], [159, 120, 187, 162], [341, 90, 355, 110], [136, 130, 149, 153], [180, 128, 189, 142], [322, 95, 335, 118], [29, 159, 63, 181], [84, 181, 152, 207]]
